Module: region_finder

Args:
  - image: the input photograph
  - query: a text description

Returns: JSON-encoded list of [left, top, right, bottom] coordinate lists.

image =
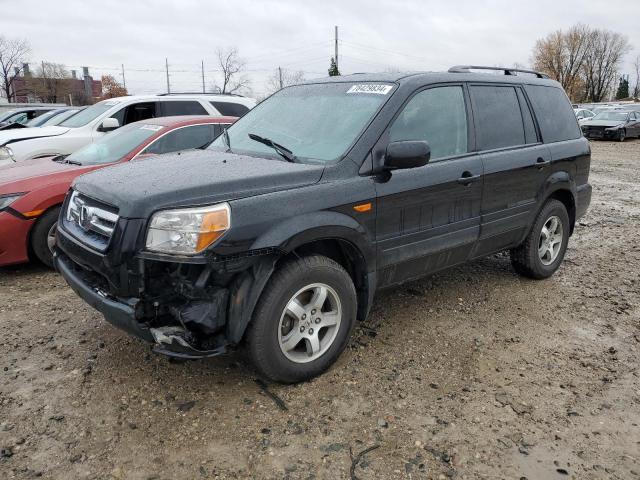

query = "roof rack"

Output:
[[448, 65, 549, 79], [156, 92, 245, 97]]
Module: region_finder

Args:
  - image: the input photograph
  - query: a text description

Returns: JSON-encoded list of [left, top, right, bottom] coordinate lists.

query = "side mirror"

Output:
[[99, 117, 120, 132], [384, 140, 430, 170]]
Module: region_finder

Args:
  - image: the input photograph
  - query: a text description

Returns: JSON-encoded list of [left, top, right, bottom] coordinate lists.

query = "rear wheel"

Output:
[[30, 207, 60, 268], [510, 199, 570, 279], [245, 255, 357, 383]]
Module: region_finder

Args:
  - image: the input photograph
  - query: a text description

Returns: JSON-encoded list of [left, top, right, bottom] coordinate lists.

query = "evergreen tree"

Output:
[[615, 77, 629, 100], [328, 57, 340, 77]]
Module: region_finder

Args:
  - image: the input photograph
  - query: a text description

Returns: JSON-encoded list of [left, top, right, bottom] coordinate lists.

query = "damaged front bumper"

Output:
[[54, 251, 228, 358]]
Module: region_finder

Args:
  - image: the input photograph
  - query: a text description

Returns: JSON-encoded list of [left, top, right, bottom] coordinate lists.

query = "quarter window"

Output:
[[470, 86, 526, 150], [210, 101, 250, 117], [388, 86, 468, 160], [524, 85, 581, 143]]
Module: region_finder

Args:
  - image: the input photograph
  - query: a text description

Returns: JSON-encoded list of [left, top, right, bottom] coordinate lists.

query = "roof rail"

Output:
[[448, 65, 549, 79], [156, 92, 245, 97]]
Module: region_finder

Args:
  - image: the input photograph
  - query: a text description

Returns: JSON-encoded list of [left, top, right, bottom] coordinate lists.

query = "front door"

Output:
[[374, 84, 483, 288]]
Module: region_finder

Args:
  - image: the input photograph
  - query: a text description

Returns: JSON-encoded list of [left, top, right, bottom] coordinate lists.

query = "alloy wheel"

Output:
[[278, 283, 342, 363], [538, 215, 563, 266]]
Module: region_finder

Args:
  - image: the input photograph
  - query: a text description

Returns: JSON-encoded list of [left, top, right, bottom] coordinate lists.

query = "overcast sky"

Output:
[[2, 0, 639, 99]]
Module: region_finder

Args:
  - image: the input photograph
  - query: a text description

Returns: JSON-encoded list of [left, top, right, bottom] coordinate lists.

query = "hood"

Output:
[[0, 125, 70, 146], [0, 157, 90, 194], [73, 149, 325, 218], [581, 120, 625, 128]]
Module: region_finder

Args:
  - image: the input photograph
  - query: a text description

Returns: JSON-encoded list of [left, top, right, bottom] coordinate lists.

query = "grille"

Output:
[[64, 190, 119, 251]]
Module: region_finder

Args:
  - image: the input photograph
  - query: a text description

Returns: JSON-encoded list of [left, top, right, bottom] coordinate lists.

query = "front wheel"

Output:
[[618, 129, 626, 142], [510, 199, 570, 279], [245, 255, 357, 383], [30, 207, 60, 268]]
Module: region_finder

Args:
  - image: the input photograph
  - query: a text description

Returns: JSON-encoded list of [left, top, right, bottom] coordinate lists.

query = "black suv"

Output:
[[54, 66, 591, 383]]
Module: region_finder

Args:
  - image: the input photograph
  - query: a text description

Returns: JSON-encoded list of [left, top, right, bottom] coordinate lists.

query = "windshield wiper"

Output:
[[52, 155, 81, 166], [247, 133, 296, 163]]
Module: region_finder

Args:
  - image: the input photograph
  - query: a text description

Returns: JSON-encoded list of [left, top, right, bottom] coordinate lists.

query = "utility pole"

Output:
[[165, 58, 170, 94], [334, 25, 339, 72], [201, 60, 205, 93], [278, 66, 283, 89], [121, 64, 126, 90]]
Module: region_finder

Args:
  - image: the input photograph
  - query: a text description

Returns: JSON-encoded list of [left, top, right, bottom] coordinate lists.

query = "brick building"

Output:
[[10, 64, 102, 105]]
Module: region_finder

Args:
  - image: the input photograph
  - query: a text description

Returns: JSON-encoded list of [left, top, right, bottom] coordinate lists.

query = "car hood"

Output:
[[73, 149, 325, 218], [0, 157, 89, 194], [582, 120, 625, 128], [0, 125, 70, 146]]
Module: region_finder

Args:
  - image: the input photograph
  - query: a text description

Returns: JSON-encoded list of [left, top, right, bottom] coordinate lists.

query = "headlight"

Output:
[[145, 203, 230, 255], [0, 146, 15, 162], [0, 193, 23, 211]]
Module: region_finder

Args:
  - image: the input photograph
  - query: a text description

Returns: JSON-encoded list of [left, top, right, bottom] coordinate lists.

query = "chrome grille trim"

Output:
[[65, 191, 119, 244]]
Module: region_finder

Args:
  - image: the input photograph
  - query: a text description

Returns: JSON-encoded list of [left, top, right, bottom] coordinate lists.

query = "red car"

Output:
[[0, 115, 236, 267]]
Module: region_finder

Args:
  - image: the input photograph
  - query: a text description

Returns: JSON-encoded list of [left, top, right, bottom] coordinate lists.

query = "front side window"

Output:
[[388, 85, 468, 160], [143, 124, 216, 155], [209, 82, 394, 163], [123, 102, 157, 125], [65, 123, 162, 165], [470, 85, 525, 150]]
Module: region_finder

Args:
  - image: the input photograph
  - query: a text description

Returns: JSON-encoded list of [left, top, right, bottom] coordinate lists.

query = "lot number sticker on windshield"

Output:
[[347, 84, 393, 95]]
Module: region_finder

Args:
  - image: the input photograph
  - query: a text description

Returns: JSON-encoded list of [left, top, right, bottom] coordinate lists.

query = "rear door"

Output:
[[374, 84, 483, 287], [469, 84, 549, 257], [159, 100, 209, 117]]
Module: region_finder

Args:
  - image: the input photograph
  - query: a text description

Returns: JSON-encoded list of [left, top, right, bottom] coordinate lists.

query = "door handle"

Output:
[[457, 172, 481, 185], [536, 157, 551, 168]]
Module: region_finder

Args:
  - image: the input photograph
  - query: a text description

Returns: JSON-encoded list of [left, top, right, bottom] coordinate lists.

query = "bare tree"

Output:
[[267, 67, 305, 94], [32, 62, 71, 103], [212, 47, 249, 94], [0, 36, 30, 102], [532, 24, 591, 100], [582, 29, 631, 102], [633, 55, 640, 98]]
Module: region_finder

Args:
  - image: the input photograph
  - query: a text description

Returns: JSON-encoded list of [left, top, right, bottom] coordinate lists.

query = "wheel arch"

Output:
[[540, 171, 577, 235]]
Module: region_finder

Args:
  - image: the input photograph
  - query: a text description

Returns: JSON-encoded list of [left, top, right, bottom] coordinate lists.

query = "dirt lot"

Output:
[[1, 141, 639, 480]]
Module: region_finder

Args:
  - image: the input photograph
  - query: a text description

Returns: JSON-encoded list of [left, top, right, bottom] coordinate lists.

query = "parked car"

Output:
[[0, 107, 82, 130], [581, 110, 640, 141], [0, 115, 236, 268], [574, 108, 594, 124], [54, 66, 591, 383], [0, 94, 255, 163], [0, 107, 55, 128]]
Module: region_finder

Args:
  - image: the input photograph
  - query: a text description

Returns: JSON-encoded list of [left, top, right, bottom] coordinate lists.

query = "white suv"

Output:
[[0, 94, 255, 164]]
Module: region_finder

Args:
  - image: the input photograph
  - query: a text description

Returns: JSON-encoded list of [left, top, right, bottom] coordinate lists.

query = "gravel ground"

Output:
[[1, 140, 639, 480]]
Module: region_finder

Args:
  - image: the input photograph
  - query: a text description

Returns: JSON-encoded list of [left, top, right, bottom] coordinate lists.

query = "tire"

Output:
[[30, 207, 60, 268], [510, 199, 570, 280], [245, 255, 357, 383], [618, 130, 626, 142]]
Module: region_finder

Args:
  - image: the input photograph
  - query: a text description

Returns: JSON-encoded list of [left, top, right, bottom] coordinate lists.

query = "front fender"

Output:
[[250, 210, 376, 268]]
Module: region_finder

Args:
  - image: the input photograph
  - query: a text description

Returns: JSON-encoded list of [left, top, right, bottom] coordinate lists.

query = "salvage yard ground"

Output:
[[1, 140, 639, 480]]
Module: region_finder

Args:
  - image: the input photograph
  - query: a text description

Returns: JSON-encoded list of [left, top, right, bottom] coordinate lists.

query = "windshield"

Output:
[[592, 112, 629, 122], [209, 82, 395, 163], [26, 110, 63, 127], [66, 123, 162, 165], [59, 101, 118, 128], [42, 108, 81, 126]]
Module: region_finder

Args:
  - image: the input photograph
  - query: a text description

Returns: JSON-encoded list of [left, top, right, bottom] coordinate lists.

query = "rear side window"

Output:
[[210, 101, 249, 117], [524, 85, 581, 143], [516, 88, 538, 144], [388, 85, 468, 160], [161, 101, 208, 116], [470, 85, 525, 150]]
